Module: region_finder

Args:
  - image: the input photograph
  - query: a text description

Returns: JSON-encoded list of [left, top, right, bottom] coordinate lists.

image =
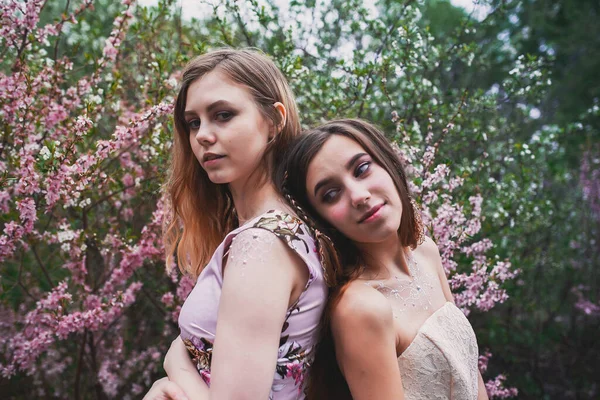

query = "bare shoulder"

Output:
[[331, 280, 394, 335], [229, 227, 280, 252], [412, 235, 446, 276], [330, 280, 399, 384], [415, 235, 441, 259]]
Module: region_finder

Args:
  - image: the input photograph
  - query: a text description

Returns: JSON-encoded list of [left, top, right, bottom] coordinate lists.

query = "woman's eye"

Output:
[[187, 119, 200, 130], [215, 111, 233, 121], [355, 162, 371, 177], [322, 189, 339, 204]]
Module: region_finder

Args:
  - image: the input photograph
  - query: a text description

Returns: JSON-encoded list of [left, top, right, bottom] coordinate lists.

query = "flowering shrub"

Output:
[[393, 116, 519, 316], [8, 0, 596, 397], [572, 145, 600, 318], [0, 0, 189, 396]]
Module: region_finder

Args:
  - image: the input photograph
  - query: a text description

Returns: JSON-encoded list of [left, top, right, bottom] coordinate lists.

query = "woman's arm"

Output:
[[331, 283, 405, 400], [207, 228, 307, 399], [143, 377, 189, 400], [163, 337, 209, 400], [477, 372, 489, 399], [420, 236, 455, 303], [143, 337, 208, 400]]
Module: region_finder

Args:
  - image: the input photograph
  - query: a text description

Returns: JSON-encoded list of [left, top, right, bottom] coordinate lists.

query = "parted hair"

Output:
[[164, 48, 301, 278], [276, 118, 423, 399]]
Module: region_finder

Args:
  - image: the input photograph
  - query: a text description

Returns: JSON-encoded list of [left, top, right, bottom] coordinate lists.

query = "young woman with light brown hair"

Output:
[[144, 48, 328, 400]]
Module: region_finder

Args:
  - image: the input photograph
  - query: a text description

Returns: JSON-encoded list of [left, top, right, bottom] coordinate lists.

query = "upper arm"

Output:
[[209, 228, 305, 400], [477, 371, 489, 399], [330, 284, 404, 400], [421, 236, 455, 303]]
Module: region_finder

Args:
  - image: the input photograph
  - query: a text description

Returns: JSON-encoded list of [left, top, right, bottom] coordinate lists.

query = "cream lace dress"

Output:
[[368, 251, 480, 400]]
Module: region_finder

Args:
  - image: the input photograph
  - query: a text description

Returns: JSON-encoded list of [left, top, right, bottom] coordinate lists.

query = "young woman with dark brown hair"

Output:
[[279, 118, 488, 400]]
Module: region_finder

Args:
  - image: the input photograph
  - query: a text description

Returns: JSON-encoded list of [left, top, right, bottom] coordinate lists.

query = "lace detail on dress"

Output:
[[366, 251, 435, 318], [398, 303, 479, 400]]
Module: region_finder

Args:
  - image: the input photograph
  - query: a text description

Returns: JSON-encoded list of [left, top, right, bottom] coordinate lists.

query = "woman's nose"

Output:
[[349, 183, 371, 208], [195, 124, 216, 146]]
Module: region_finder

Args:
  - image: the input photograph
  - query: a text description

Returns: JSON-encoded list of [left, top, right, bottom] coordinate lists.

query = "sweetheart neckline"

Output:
[[397, 301, 456, 358]]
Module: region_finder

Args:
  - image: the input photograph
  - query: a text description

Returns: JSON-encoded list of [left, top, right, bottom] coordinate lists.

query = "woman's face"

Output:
[[184, 69, 272, 186], [305, 135, 403, 245]]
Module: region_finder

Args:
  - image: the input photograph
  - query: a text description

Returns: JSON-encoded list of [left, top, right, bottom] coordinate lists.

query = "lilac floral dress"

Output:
[[178, 210, 327, 399]]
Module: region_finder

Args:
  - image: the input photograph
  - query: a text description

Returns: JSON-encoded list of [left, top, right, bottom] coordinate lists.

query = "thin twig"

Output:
[[357, 7, 405, 117], [53, 0, 72, 60], [74, 329, 87, 400], [31, 244, 55, 287], [84, 176, 158, 213]]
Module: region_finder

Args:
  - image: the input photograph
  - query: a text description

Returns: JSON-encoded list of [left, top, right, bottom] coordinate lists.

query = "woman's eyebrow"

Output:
[[345, 153, 367, 170], [184, 99, 234, 116], [206, 99, 234, 113], [313, 177, 333, 197], [312, 152, 368, 197]]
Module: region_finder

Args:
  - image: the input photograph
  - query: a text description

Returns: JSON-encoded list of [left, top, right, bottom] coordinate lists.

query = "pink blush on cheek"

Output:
[[326, 205, 348, 229]]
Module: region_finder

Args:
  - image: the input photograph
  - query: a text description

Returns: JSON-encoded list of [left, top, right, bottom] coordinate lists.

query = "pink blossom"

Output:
[[485, 374, 519, 399], [74, 115, 93, 136], [572, 286, 600, 317], [161, 292, 175, 307], [478, 350, 492, 373]]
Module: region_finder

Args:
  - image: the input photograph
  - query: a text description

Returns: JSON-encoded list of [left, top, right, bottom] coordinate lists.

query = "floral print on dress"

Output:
[[254, 211, 310, 255], [183, 336, 213, 385], [274, 340, 311, 391]]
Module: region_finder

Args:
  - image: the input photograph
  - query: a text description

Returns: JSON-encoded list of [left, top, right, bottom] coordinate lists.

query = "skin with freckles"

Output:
[[185, 69, 273, 187]]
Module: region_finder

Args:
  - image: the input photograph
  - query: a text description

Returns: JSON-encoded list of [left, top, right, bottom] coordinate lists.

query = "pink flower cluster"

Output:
[[485, 375, 519, 399], [393, 114, 519, 398], [478, 351, 519, 399], [0, 281, 141, 377], [572, 285, 600, 317], [0, 0, 45, 46], [580, 149, 600, 221], [0, 0, 184, 396], [394, 116, 519, 315]]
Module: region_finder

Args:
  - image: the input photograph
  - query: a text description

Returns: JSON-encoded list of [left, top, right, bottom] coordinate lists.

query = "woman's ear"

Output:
[[272, 102, 287, 138]]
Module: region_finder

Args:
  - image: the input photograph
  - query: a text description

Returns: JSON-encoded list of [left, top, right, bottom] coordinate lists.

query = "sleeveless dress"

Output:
[[397, 302, 479, 399], [370, 249, 480, 399], [178, 209, 327, 400]]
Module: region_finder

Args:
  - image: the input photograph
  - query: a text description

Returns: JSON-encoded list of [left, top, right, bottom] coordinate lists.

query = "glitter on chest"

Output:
[[369, 252, 435, 318]]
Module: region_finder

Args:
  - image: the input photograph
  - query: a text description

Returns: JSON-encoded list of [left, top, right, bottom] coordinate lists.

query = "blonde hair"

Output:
[[164, 48, 301, 278]]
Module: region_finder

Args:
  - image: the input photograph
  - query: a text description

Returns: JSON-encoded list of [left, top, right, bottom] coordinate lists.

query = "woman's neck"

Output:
[[229, 178, 287, 225], [356, 234, 411, 280]]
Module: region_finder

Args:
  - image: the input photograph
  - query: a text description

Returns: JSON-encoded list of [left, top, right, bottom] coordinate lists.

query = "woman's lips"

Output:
[[358, 203, 385, 223], [203, 155, 225, 167]]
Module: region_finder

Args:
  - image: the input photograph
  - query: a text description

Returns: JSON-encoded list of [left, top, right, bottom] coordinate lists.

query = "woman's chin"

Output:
[[351, 226, 400, 245], [205, 172, 232, 185]]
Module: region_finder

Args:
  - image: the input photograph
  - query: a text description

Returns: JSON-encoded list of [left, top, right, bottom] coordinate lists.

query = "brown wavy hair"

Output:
[[164, 48, 301, 278], [276, 118, 423, 399]]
